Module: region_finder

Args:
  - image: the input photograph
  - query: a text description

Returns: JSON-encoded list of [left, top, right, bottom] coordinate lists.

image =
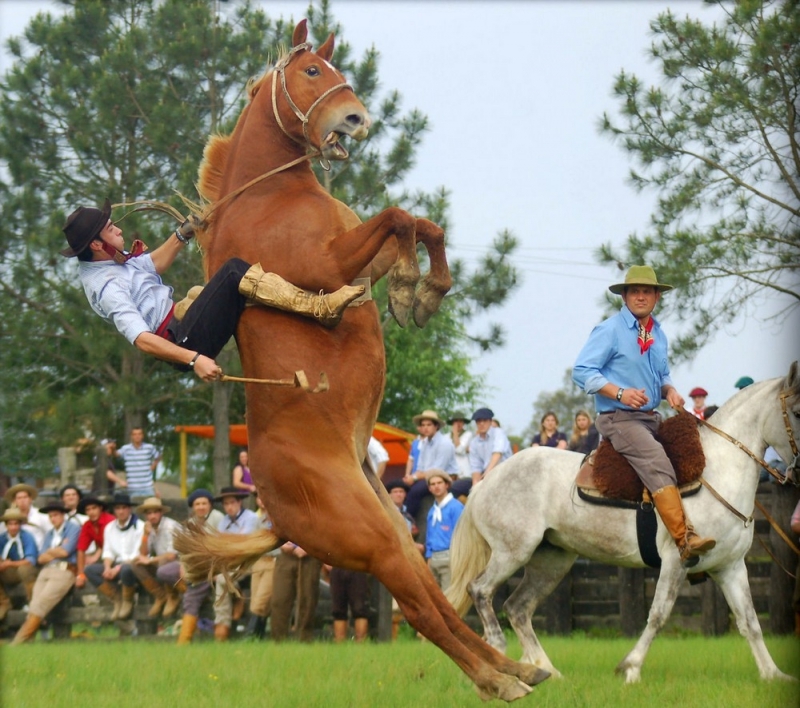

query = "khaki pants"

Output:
[[0, 564, 38, 599], [249, 555, 276, 618], [429, 550, 451, 591], [28, 566, 76, 617]]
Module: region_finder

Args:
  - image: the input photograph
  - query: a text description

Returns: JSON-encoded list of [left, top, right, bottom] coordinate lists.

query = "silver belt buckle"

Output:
[[54, 561, 68, 571]]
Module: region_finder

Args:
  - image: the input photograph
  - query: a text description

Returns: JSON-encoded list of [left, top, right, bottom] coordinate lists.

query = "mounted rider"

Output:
[[573, 265, 716, 567], [61, 199, 364, 382]]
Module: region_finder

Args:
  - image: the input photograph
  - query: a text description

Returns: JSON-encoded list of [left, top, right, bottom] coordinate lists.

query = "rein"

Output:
[[219, 370, 328, 393]]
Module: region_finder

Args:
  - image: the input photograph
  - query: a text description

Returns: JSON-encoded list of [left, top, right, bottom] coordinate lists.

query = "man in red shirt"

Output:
[[74, 496, 115, 591]]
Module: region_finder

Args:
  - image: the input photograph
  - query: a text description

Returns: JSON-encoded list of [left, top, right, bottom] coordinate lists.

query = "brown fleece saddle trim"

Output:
[[576, 412, 705, 509]]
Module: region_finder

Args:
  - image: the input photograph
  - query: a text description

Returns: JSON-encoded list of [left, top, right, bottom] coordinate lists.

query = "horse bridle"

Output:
[[271, 42, 354, 157]]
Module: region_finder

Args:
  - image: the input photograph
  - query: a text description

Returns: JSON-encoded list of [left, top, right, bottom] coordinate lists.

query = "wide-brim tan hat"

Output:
[[4, 483, 38, 503], [425, 469, 452, 486], [412, 409, 443, 427], [0, 506, 28, 523], [609, 265, 673, 295], [136, 497, 171, 514]]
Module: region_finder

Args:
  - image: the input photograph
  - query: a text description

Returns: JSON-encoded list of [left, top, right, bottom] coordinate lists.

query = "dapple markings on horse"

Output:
[[446, 363, 800, 683], [173, 21, 547, 702]]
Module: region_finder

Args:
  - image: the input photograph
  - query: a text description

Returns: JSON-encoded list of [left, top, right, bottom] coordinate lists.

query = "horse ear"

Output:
[[292, 19, 308, 47], [788, 360, 799, 390], [317, 33, 335, 61]]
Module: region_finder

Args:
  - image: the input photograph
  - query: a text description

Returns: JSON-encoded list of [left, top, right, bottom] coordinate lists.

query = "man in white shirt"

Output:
[[84, 493, 144, 622], [1, 484, 52, 551]]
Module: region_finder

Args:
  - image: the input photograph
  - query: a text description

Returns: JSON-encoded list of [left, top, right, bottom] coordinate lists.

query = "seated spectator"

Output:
[[0, 507, 38, 620], [402, 410, 459, 519], [367, 436, 389, 478], [12, 501, 81, 644], [59, 484, 87, 528], [74, 495, 115, 592], [245, 496, 280, 640], [386, 480, 418, 539], [451, 408, 513, 499], [531, 411, 568, 449], [448, 412, 473, 479], [403, 421, 426, 481], [131, 497, 182, 618], [425, 471, 464, 591], [84, 493, 144, 622], [567, 409, 599, 455], [212, 487, 260, 641], [174, 488, 223, 645], [271, 541, 322, 642], [2, 484, 51, 551]]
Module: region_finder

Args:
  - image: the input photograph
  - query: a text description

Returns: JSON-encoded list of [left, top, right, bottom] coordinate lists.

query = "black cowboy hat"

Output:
[[61, 198, 111, 257], [384, 479, 409, 493], [77, 495, 109, 514], [39, 501, 69, 515], [110, 492, 134, 507], [214, 486, 250, 502]]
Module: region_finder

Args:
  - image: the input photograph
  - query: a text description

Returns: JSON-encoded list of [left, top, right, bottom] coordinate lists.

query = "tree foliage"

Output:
[[0, 0, 519, 478], [599, 0, 799, 360]]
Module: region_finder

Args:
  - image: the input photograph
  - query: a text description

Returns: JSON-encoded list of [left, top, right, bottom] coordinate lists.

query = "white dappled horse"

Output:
[[446, 362, 799, 683]]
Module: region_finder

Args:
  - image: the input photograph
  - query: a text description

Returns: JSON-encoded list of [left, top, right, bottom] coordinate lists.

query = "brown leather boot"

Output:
[[177, 614, 198, 645], [97, 581, 121, 620], [11, 613, 42, 645], [652, 485, 716, 567], [117, 585, 137, 620], [214, 623, 230, 642], [162, 585, 182, 618], [139, 576, 168, 617], [238, 264, 365, 328]]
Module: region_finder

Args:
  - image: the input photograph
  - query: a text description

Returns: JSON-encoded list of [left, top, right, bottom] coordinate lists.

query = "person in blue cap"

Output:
[[450, 407, 513, 499]]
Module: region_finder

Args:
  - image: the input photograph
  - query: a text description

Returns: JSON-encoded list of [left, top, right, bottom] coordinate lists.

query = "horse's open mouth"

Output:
[[321, 131, 349, 160]]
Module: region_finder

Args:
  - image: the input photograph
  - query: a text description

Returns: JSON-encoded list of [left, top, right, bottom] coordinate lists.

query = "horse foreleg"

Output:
[[712, 560, 797, 681], [616, 559, 685, 683], [412, 218, 451, 327], [505, 547, 578, 677]]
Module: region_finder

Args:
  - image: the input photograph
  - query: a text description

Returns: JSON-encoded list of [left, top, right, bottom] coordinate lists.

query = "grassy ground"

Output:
[[2, 633, 798, 708]]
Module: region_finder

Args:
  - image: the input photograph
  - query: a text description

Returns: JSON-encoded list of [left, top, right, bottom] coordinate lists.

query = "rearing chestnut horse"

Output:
[[175, 20, 547, 702]]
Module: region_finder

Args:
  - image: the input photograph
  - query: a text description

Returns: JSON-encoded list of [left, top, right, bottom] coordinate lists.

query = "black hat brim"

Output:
[[61, 198, 111, 257]]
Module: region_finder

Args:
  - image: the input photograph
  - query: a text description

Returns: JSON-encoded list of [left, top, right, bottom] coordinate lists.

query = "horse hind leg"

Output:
[[712, 560, 796, 681], [616, 558, 684, 683], [412, 218, 451, 328], [505, 546, 578, 677]]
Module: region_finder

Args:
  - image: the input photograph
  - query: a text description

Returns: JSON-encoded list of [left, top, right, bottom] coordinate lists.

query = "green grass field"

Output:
[[2, 634, 798, 707]]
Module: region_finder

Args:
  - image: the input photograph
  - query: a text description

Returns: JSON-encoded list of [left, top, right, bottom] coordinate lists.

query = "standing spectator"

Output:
[[385, 480, 418, 540], [74, 495, 115, 592], [451, 408, 513, 499], [12, 501, 81, 644], [212, 487, 259, 641], [0, 507, 38, 620], [116, 427, 161, 498], [688, 387, 709, 419], [59, 484, 87, 528], [367, 436, 389, 478], [174, 489, 223, 645], [567, 409, 600, 455], [791, 497, 800, 637], [270, 541, 322, 642], [329, 564, 371, 643], [131, 497, 182, 618], [101, 439, 128, 493], [531, 411, 568, 449], [232, 449, 256, 494], [245, 496, 280, 639], [424, 471, 464, 591], [402, 410, 459, 519], [1, 484, 51, 551], [448, 412, 473, 479], [84, 493, 144, 621]]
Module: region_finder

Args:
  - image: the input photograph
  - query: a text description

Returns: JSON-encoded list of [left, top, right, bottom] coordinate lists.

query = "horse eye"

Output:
[[305, 66, 320, 77]]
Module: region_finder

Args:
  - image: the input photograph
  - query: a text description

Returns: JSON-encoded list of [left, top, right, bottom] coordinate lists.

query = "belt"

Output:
[[49, 561, 77, 573], [155, 303, 176, 339], [430, 550, 450, 558], [599, 409, 657, 415]]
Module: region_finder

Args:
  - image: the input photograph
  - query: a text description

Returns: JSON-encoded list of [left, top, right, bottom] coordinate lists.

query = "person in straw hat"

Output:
[[130, 497, 183, 619], [0, 506, 39, 620], [402, 410, 459, 519], [12, 500, 81, 644], [573, 265, 716, 567], [2, 483, 51, 551], [60, 199, 364, 384]]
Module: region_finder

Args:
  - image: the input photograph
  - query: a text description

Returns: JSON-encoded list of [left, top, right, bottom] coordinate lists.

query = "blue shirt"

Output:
[[219, 508, 260, 535], [0, 529, 38, 562], [573, 306, 673, 413], [408, 438, 421, 473], [468, 427, 513, 474], [41, 522, 81, 566], [425, 496, 464, 557], [79, 254, 174, 345], [417, 431, 459, 475]]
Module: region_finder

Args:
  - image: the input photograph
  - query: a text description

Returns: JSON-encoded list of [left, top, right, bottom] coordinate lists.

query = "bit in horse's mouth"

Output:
[[322, 131, 349, 160]]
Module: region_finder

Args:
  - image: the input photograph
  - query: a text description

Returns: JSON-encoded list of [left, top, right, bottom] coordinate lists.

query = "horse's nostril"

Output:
[[346, 113, 364, 126]]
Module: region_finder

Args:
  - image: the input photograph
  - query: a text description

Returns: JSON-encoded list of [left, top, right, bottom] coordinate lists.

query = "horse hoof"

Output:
[[615, 661, 641, 684], [475, 675, 533, 703], [515, 664, 551, 686], [412, 276, 447, 328]]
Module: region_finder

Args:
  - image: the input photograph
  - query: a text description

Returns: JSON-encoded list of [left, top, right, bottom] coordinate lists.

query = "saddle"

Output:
[[576, 412, 705, 509]]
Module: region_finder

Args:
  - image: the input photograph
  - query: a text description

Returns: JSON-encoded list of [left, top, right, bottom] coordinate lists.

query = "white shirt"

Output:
[[102, 516, 144, 564], [367, 437, 390, 472], [453, 430, 474, 477]]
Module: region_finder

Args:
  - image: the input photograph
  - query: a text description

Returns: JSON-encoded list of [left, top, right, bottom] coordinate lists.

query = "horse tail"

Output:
[[173, 523, 280, 587], [445, 500, 490, 616]]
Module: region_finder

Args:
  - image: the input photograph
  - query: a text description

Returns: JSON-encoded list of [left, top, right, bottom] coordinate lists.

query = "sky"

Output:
[[1, 0, 797, 437]]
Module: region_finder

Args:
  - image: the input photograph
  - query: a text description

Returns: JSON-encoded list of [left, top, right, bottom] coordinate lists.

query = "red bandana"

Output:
[[637, 317, 655, 355], [101, 239, 149, 264]]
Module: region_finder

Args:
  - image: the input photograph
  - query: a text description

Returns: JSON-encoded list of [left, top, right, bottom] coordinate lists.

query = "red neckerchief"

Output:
[[637, 317, 655, 355], [100, 239, 148, 264]]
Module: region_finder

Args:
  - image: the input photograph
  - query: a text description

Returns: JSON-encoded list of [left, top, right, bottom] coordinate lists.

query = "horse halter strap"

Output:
[[271, 43, 354, 153], [779, 390, 800, 481]]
